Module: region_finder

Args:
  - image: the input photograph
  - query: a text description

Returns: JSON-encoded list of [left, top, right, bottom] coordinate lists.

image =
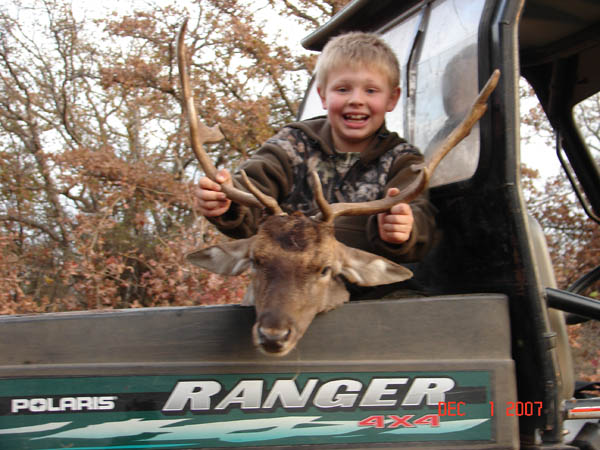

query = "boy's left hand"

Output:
[[377, 187, 414, 244]]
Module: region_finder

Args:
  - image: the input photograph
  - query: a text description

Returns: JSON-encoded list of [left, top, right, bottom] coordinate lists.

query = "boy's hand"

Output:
[[194, 169, 232, 217], [377, 187, 414, 244]]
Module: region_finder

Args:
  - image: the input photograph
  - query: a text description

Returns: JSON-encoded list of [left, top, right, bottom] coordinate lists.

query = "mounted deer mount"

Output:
[[177, 19, 500, 356]]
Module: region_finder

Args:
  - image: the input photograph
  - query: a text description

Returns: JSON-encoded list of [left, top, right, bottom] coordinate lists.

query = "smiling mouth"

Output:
[[343, 113, 369, 122]]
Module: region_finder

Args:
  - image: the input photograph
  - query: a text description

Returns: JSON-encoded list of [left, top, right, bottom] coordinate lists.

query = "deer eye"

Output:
[[320, 266, 332, 277], [250, 256, 262, 270]]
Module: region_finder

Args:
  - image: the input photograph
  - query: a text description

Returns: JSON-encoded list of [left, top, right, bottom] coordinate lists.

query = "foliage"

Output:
[[0, 0, 350, 313]]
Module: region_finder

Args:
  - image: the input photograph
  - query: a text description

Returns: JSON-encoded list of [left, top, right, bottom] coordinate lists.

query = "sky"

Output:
[[519, 86, 562, 179]]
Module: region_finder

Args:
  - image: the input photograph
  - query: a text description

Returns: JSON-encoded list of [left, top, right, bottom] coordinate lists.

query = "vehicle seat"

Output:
[[528, 214, 575, 401]]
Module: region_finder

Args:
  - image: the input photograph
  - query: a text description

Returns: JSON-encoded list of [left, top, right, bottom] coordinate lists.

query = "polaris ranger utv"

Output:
[[0, 0, 598, 448]]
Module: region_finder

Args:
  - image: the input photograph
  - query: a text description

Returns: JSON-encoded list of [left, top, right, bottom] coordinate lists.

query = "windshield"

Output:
[[569, 92, 600, 222], [573, 93, 600, 164]]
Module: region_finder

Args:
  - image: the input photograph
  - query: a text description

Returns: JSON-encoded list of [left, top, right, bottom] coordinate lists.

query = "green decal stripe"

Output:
[[0, 371, 492, 447], [3, 416, 491, 446], [40, 445, 194, 450]]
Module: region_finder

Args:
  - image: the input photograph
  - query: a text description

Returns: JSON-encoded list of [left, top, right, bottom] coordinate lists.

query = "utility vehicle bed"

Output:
[[0, 294, 517, 449]]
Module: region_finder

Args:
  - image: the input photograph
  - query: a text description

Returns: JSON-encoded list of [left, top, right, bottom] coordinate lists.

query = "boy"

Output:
[[196, 32, 436, 265]]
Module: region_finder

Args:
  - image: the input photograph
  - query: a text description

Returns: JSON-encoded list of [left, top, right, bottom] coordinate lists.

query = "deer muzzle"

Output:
[[255, 325, 292, 354], [252, 311, 302, 356]]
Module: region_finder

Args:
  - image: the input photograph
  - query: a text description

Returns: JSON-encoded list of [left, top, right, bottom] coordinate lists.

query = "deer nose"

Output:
[[258, 326, 291, 342], [257, 326, 292, 353]]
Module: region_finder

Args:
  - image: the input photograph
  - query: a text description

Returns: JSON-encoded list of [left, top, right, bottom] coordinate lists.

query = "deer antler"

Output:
[[177, 18, 284, 215], [315, 69, 501, 223]]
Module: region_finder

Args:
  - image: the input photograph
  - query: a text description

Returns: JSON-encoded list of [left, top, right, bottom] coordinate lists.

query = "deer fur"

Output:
[[188, 213, 412, 356]]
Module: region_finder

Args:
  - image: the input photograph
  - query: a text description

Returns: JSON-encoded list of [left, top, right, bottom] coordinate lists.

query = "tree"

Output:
[[0, 0, 351, 313]]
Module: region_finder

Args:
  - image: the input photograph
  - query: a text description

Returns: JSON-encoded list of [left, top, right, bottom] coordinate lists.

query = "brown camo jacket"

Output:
[[209, 117, 437, 263]]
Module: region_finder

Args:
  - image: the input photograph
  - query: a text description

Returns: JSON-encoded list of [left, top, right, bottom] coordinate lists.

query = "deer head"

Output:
[[178, 20, 500, 356]]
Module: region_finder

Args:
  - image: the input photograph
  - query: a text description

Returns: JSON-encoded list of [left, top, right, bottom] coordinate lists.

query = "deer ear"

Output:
[[339, 245, 413, 287], [186, 237, 255, 276]]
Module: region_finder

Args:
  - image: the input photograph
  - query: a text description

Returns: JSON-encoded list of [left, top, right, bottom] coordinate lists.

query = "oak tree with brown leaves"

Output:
[[0, 0, 351, 313]]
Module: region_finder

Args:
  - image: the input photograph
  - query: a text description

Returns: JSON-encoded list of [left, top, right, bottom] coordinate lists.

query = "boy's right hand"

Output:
[[194, 169, 232, 217]]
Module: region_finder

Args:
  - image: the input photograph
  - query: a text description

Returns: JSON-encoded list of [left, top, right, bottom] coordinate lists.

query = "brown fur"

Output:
[[187, 211, 412, 356], [258, 214, 325, 253]]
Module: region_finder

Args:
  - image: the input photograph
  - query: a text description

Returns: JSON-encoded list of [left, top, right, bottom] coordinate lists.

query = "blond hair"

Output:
[[315, 32, 400, 89]]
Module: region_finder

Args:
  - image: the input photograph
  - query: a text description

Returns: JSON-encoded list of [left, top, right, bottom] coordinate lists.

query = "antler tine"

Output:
[[178, 19, 278, 212], [319, 69, 501, 224], [311, 171, 333, 222], [240, 170, 284, 216]]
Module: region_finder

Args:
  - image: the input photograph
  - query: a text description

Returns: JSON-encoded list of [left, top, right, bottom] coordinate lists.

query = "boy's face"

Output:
[[318, 66, 400, 153]]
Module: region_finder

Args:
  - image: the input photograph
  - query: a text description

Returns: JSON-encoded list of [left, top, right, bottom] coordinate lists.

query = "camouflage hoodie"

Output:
[[209, 117, 436, 263]]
